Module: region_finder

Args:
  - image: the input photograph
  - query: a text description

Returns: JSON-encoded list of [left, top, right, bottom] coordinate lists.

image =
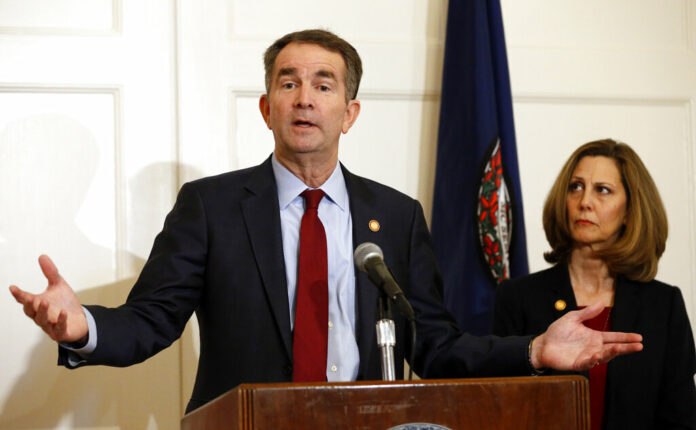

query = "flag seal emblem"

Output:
[[476, 138, 513, 283]]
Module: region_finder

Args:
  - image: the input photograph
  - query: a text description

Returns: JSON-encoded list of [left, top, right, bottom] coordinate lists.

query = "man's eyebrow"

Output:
[[315, 69, 336, 80], [276, 67, 337, 81], [277, 67, 297, 78]]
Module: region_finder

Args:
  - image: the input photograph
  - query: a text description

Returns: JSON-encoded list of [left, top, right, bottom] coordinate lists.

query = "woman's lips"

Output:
[[575, 219, 595, 226]]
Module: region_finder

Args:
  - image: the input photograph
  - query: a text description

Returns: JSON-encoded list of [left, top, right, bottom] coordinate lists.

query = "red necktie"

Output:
[[292, 189, 328, 381]]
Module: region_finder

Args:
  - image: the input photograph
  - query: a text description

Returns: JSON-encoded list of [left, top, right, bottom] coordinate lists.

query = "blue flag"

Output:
[[431, 0, 528, 335]]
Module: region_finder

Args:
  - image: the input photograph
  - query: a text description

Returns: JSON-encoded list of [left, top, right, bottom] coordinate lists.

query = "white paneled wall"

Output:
[[0, 1, 180, 429], [501, 0, 696, 326], [1, 1, 694, 428]]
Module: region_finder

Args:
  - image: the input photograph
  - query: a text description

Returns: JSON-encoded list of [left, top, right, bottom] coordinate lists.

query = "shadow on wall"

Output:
[[417, 0, 447, 224], [0, 277, 183, 429], [0, 115, 200, 428]]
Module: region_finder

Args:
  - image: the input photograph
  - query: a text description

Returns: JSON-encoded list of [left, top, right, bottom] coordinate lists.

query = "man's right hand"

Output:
[[9, 254, 88, 343]]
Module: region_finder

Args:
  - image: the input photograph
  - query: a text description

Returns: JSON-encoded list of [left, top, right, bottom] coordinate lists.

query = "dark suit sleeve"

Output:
[[404, 201, 532, 378], [655, 287, 696, 428], [59, 182, 207, 368], [492, 279, 526, 337]]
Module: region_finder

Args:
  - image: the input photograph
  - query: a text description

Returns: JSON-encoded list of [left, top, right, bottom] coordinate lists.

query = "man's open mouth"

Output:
[[293, 120, 315, 128]]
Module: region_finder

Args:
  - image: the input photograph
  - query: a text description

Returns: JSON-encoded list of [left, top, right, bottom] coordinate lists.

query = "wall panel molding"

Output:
[[512, 94, 695, 327], [0, 0, 122, 36], [686, 0, 695, 54], [503, 0, 690, 53], [225, 0, 447, 44], [688, 99, 696, 315], [514, 93, 691, 107], [0, 85, 126, 278]]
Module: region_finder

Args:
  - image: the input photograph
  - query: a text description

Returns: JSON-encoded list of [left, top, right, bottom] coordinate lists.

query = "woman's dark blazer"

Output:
[[493, 264, 696, 429]]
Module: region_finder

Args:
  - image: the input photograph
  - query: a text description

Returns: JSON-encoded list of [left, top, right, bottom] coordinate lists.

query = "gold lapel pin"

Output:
[[554, 300, 567, 311], [369, 219, 380, 232]]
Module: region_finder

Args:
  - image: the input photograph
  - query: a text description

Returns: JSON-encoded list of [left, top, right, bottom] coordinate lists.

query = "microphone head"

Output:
[[353, 242, 384, 272]]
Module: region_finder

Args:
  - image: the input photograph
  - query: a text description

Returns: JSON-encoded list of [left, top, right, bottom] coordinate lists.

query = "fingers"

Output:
[[10, 286, 40, 318], [590, 332, 643, 366], [10, 262, 83, 343], [591, 342, 643, 366], [601, 331, 643, 344], [24, 300, 38, 319], [35, 299, 52, 327], [575, 301, 604, 321], [38, 254, 63, 286], [43, 310, 69, 342], [606, 342, 643, 358], [29, 299, 68, 341], [11, 285, 60, 325], [55, 309, 68, 335], [616, 343, 643, 357], [9, 285, 33, 305]]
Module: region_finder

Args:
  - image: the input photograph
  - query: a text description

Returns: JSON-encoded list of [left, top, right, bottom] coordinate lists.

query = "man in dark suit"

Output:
[[10, 29, 643, 413]]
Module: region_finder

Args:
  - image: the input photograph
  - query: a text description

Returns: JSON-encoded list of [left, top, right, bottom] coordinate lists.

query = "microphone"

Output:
[[354, 242, 415, 321]]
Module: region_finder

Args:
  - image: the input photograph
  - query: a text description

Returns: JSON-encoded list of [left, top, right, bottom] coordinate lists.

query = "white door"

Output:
[[0, 1, 181, 428], [502, 0, 696, 327], [4, 1, 694, 428]]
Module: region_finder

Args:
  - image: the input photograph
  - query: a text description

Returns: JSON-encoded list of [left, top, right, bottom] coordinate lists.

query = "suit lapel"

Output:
[[547, 264, 578, 317], [240, 157, 292, 359], [546, 264, 589, 378], [610, 278, 640, 332], [606, 278, 640, 376], [342, 165, 380, 377], [605, 277, 640, 421]]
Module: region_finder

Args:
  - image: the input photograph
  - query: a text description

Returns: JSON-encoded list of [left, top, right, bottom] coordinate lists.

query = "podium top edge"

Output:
[[235, 374, 586, 391]]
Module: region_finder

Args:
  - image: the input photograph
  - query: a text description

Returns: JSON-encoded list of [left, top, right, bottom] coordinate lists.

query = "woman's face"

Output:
[[566, 155, 628, 251]]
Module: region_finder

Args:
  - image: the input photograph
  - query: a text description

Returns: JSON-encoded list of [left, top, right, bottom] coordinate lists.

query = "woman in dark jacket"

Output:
[[493, 139, 696, 430]]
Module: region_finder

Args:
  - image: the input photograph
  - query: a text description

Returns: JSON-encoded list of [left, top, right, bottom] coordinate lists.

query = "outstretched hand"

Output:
[[9, 255, 88, 343], [531, 301, 643, 371]]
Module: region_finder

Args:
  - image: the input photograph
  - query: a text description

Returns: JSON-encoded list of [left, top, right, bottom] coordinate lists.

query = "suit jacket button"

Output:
[[284, 365, 292, 376]]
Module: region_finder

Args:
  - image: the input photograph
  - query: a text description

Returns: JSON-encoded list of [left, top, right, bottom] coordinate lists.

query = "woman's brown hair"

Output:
[[543, 139, 667, 281]]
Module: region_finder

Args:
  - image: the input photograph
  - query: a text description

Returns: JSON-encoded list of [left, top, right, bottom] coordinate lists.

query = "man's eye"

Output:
[[319, 85, 330, 91], [282, 83, 295, 89]]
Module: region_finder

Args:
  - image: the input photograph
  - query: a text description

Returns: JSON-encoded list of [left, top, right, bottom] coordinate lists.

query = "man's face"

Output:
[[259, 42, 360, 163]]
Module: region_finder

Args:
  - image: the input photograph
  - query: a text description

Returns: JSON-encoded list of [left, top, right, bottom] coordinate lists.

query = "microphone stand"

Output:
[[376, 295, 396, 381]]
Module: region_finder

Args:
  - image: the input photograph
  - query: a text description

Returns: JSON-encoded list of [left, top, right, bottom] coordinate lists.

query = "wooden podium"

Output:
[[181, 376, 589, 429]]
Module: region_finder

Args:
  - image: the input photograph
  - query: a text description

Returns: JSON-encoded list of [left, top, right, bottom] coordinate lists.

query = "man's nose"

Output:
[[294, 85, 314, 108]]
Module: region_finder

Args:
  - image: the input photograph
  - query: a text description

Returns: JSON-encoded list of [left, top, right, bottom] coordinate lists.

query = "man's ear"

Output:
[[341, 99, 361, 134], [259, 94, 272, 129]]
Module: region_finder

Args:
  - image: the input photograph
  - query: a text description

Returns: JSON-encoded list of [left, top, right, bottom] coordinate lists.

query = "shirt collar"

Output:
[[271, 152, 348, 211]]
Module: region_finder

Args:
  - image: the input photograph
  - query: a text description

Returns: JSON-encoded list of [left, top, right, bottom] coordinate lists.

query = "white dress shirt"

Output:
[[272, 154, 360, 381]]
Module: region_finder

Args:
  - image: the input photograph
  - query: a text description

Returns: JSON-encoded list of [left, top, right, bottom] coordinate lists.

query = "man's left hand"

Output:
[[531, 301, 643, 371]]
